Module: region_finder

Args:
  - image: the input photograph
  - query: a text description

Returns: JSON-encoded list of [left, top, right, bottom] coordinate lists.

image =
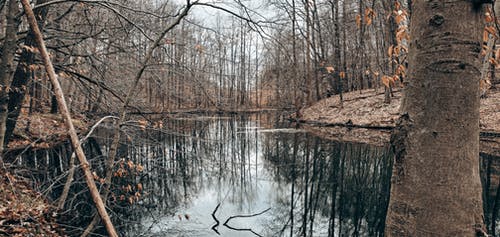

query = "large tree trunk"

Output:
[[493, 2, 500, 88], [385, 2, 486, 236]]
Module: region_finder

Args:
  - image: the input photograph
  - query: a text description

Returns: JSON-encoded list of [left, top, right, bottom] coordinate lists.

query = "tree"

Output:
[[3, 0, 51, 146], [385, 2, 487, 236], [0, 0, 19, 159]]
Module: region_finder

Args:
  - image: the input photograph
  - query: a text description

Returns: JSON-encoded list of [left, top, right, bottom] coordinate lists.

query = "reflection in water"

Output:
[[117, 115, 392, 237], [7, 114, 499, 236]]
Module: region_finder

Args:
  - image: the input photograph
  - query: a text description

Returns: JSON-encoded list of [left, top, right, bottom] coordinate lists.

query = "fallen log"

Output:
[[291, 118, 500, 138]]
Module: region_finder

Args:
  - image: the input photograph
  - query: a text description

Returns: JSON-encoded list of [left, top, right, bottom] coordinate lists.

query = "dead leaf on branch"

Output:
[[356, 14, 361, 28], [381, 75, 393, 88], [325, 66, 335, 73]]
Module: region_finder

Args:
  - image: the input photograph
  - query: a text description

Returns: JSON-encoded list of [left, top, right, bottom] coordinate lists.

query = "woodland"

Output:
[[0, 0, 499, 236]]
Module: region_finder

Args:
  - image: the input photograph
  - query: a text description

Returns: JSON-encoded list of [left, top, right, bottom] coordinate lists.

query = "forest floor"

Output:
[[0, 168, 65, 236], [5, 111, 88, 151], [0, 110, 88, 236], [298, 87, 500, 156]]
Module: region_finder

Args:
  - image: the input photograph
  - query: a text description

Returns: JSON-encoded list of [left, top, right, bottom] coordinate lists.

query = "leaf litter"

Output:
[[299, 88, 499, 153]]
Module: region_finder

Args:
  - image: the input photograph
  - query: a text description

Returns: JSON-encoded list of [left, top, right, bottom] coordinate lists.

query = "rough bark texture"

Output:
[[385, 2, 486, 237], [0, 0, 19, 157]]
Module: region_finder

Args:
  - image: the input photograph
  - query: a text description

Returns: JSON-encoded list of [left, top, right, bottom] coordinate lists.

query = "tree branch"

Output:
[[211, 203, 221, 235], [222, 208, 271, 237], [19, 0, 118, 236]]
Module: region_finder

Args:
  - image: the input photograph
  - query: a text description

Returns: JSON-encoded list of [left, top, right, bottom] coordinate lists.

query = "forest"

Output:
[[0, 0, 499, 236]]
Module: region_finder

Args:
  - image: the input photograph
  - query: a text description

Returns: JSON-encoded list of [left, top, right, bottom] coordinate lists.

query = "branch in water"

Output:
[[211, 203, 221, 235], [223, 208, 271, 237]]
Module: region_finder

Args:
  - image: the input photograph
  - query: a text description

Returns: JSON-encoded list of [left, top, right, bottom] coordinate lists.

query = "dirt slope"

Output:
[[299, 88, 499, 154]]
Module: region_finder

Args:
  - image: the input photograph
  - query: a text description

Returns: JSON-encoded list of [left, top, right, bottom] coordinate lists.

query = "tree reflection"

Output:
[[7, 114, 498, 236], [261, 130, 392, 237]]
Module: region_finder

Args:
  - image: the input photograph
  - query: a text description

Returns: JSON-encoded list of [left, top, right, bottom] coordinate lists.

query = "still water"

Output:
[[11, 113, 497, 236], [115, 114, 392, 237]]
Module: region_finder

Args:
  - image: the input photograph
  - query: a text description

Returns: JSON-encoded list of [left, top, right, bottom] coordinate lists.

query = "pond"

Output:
[[112, 114, 392, 237], [8, 113, 498, 236]]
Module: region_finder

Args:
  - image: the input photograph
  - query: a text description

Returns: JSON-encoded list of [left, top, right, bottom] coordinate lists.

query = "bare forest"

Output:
[[0, 0, 499, 236]]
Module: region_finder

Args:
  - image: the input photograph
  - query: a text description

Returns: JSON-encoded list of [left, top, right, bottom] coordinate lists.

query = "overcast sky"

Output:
[[172, 0, 276, 28]]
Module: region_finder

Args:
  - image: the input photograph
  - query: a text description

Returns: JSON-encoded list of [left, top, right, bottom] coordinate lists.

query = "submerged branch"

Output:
[[211, 203, 221, 235], [293, 119, 394, 130], [222, 208, 271, 237]]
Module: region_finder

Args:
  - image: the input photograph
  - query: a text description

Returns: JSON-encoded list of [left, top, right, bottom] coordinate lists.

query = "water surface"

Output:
[[118, 115, 392, 237], [12, 114, 497, 236]]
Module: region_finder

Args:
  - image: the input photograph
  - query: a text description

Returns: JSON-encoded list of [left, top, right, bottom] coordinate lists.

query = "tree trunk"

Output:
[[292, 0, 300, 110], [385, 2, 486, 236], [304, 0, 312, 104], [0, 0, 19, 159], [4, 0, 50, 145], [493, 1, 500, 87], [357, 0, 365, 91], [331, 0, 343, 106], [383, 0, 397, 104], [341, 0, 348, 96]]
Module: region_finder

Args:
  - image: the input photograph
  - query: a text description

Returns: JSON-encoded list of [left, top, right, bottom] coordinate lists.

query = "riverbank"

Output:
[[0, 111, 86, 236], [6, 112, 88, 151], [297, 88, 500, 156]]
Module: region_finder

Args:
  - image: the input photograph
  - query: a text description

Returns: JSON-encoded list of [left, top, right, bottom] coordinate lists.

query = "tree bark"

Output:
[[19, 0, 118, 236], [385, 2, 486, 236], [4, 0, 50, 146], [0, 0, 19, 160], [383, 1, 397, 104], [304, 0, 312, 104], [330, 0, 343, 106]]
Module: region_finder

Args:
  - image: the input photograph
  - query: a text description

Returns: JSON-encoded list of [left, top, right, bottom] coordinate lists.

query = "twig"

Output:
[[222, 208, 271, 237], [57, 115, 118, 210], [211, 203, 221, 235]]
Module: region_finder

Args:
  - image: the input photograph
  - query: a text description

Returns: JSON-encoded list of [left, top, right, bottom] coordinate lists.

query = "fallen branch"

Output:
[[480, 131, 500, 138], [128, 108, 284, 115], [57, 115, 118, 210], [292, 119, 394, 130], [19, 0, 117, 236], [211, 203, 221, 235], [294, 119, 500, 138], [222, 208, 271, 237]]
